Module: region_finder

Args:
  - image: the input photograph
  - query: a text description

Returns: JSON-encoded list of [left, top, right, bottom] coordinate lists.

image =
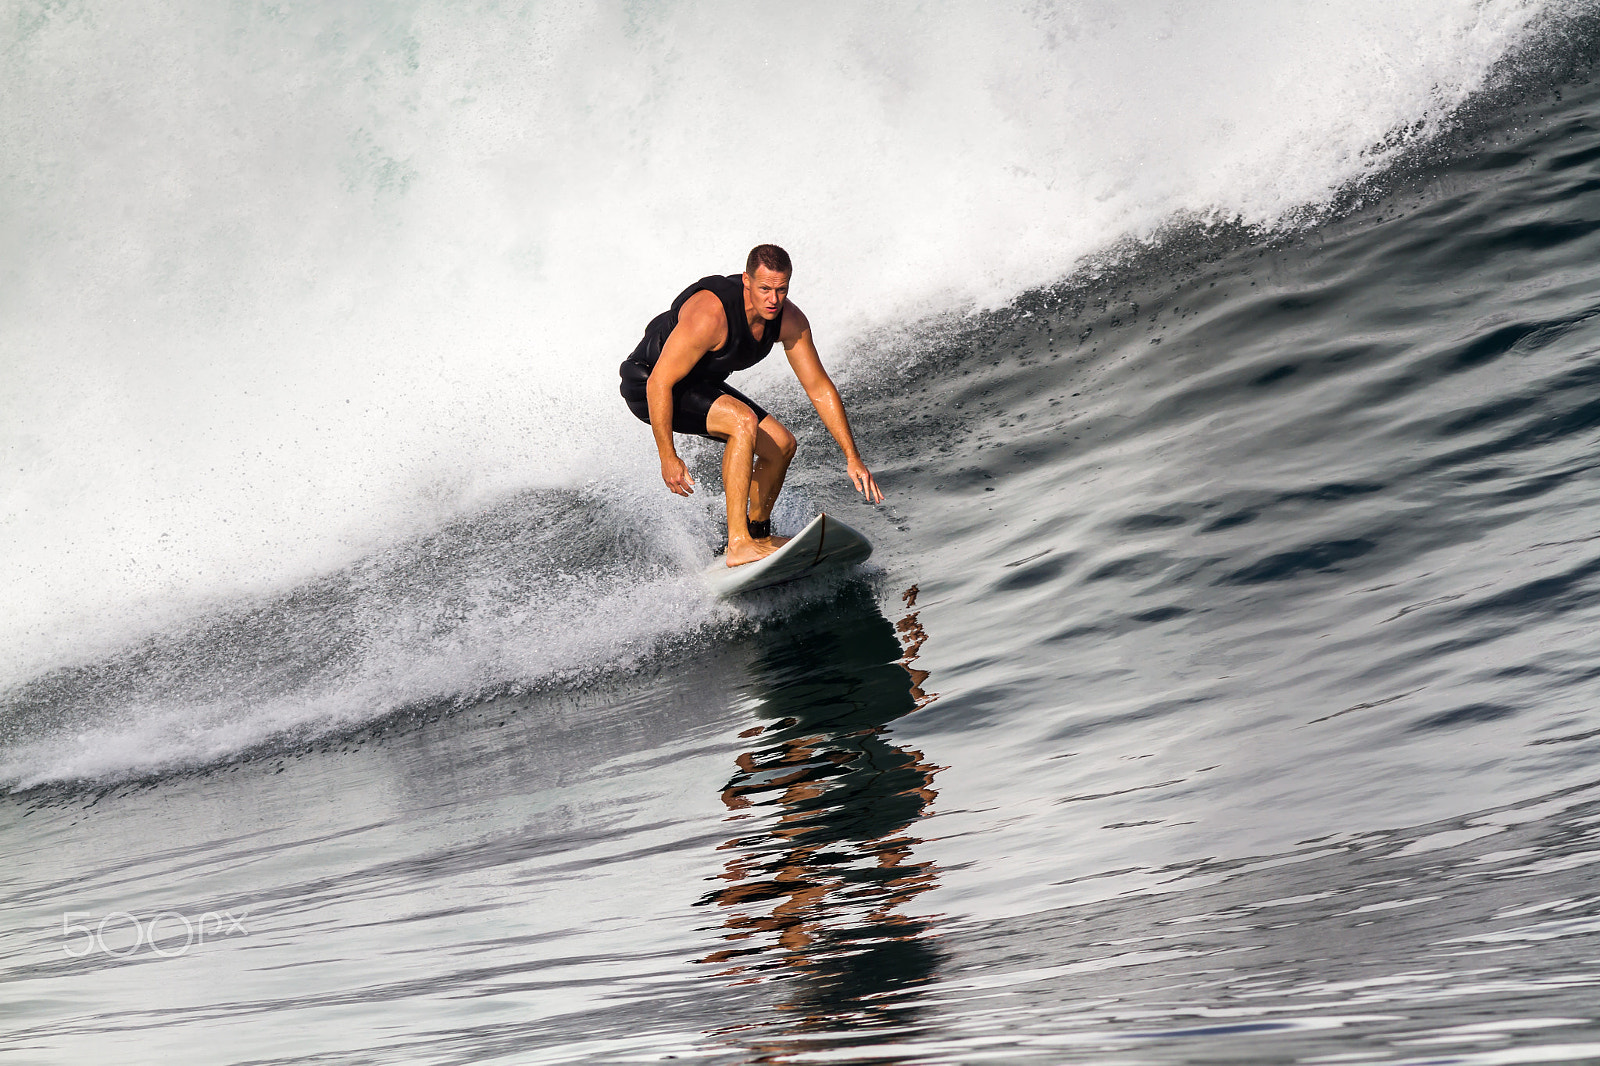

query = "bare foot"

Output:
[[725, 536, 783, 567], [756, 534, 792, 550]]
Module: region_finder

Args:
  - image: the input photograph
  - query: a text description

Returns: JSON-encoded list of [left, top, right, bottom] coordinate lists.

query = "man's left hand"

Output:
[[848, 458, 883, 503]]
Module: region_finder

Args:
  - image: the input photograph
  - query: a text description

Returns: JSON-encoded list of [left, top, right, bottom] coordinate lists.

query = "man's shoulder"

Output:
[[674, 288, 729, 344], [780, 300, 810, 344], [680, 287, 728, 322]]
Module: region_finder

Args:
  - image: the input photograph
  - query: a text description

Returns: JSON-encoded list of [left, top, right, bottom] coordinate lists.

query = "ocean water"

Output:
[[7, 1, 1600, 1063]]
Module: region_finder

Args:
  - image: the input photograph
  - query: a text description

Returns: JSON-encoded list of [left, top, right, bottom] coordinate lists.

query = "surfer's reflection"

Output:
[[699, 585, 943, 1048]]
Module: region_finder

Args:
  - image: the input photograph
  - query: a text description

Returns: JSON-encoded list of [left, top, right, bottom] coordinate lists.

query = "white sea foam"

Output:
[[0, 0, 1566, 691]]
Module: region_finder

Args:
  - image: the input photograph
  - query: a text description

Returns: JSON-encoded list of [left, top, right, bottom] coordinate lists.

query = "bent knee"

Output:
[[723, 402, 761, 440], [764, 420, 798, 459]]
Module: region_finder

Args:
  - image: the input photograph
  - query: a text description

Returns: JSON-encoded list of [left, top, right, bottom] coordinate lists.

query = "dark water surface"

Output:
[[10, 41, 1600, 1066]]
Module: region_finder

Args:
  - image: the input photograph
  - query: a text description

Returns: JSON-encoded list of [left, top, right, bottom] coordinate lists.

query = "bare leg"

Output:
[[748, 415, 797, 540], [705, 396, 780, 567]]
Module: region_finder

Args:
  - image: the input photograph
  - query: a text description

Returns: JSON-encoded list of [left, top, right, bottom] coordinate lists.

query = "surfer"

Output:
[[620, 244, 883, 567]]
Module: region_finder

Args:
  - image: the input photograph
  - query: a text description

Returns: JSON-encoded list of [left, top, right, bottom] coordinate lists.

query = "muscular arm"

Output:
[[781, 303, 884, 503], [647, 291, 726, 495]]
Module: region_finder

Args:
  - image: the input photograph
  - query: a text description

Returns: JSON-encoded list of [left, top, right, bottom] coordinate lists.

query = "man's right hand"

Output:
[[661, 454, 695, 496]]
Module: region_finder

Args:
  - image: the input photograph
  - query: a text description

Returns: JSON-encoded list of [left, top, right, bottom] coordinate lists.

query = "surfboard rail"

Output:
[[703, 512, 873, 597]]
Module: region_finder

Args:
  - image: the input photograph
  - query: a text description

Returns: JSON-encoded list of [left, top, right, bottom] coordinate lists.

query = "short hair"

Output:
[[745, 244, 792, 276]]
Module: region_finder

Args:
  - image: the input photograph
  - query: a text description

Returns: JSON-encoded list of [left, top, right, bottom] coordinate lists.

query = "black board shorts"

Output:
[[619, 359, 769, 440]]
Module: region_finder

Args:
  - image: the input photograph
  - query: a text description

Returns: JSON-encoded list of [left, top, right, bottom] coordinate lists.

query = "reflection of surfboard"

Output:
[[704, 513, 873, 597]]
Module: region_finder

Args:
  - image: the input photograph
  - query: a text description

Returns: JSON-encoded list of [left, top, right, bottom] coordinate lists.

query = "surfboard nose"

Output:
[[704, 512, 873, 597]]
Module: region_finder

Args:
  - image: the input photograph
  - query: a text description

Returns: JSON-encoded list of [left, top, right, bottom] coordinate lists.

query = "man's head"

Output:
[[743, 244, 792, 322]]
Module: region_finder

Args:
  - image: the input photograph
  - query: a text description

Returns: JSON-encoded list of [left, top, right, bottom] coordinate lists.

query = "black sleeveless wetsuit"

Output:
[[619, 274, 782, 439]]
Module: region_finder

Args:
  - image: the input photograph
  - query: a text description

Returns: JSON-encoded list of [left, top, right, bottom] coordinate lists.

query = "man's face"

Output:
[[744, 266, 790, 321]]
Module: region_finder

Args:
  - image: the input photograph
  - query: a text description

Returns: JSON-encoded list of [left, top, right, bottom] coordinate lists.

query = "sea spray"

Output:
[[1, 0, 1567, 688]]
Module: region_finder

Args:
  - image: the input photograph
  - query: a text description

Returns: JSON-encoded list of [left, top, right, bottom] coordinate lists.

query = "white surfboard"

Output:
[[704, 513, 873, 597]]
